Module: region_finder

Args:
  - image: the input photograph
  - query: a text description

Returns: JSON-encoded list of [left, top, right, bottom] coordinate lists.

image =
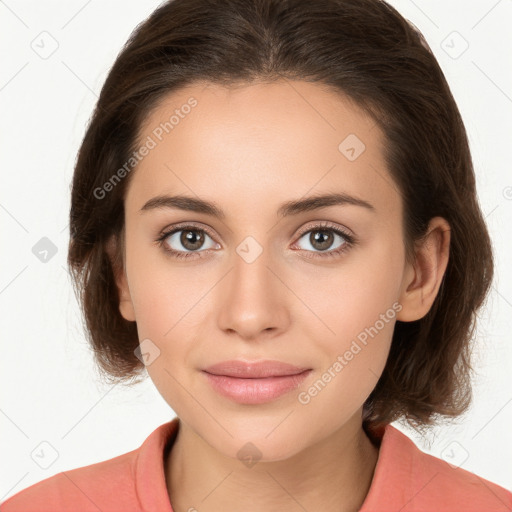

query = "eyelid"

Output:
[[295, 220, 355, 240], [157, 221, 218, 241]]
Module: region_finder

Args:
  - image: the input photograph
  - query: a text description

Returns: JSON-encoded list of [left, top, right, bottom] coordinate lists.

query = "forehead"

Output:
[[127, 80, 400, 220]]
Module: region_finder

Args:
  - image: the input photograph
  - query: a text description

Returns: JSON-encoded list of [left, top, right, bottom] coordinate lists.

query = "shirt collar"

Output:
[[135, 417, 180, 512], [134, 418, 406, 512]]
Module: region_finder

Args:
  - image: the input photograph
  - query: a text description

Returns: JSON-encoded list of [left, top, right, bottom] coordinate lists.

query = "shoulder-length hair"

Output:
[[67, 0, 494, 434]]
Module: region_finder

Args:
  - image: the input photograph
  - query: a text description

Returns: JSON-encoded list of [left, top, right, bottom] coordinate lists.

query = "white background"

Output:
[[1, 0, 511, 502]]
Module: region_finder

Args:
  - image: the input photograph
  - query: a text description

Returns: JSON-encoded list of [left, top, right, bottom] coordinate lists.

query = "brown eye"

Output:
[[296, 227, 351, 253], [156, 225, 220, 259], [291, 222, 357, 261]]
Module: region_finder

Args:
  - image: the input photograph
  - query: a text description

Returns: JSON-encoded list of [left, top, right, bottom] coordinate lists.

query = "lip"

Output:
[[202, 360, 312, 404], [203, 359, 311, 378], [203, 371, 312, 404]]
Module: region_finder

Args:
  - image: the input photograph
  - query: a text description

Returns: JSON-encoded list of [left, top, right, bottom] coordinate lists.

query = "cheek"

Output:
[[300, 236, 402, 324], [124, 228, 207, 336], [127, 260, 203, 412], [292, 275, 398, 429], [130, 275, 205, 343], [292, 238, 403, 388]]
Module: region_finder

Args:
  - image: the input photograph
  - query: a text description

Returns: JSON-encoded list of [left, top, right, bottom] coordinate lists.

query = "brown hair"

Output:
[[67, 0, 494, 434]]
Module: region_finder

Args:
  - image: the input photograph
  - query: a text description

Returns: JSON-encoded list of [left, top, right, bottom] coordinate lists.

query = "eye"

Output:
[[292, 222, 355, 259], [155, 224, 220, 259], [155, 221, 356, 261]]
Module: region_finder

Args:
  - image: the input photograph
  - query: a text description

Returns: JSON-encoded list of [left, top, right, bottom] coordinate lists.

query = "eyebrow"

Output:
[[140, 192, 376, 218]]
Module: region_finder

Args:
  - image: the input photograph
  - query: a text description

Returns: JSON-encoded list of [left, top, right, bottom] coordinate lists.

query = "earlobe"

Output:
[[119, 294, 136, 323], [105, 234, 136, 322], [396, 217, 451, 322], [118, 272, 136, 322]]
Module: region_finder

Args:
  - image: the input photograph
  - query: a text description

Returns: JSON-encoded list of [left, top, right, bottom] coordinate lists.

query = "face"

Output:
[[112, 79, 446, 461]]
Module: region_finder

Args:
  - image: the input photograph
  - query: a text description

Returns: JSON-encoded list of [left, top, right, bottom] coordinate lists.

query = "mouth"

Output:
[[203, 359, 311, 378], [202, 361, 313, 404]]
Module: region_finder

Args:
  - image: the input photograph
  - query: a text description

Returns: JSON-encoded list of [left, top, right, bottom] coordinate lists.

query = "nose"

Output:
[[216, 244, 290, 341]]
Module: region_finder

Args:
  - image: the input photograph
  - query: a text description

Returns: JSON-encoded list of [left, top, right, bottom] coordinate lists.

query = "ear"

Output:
[[105, 234, 136, 322], [396, 216, 451, 322]]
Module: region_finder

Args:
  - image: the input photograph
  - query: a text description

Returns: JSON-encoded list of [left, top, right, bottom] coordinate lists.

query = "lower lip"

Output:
[[203, 370, 312, 404]]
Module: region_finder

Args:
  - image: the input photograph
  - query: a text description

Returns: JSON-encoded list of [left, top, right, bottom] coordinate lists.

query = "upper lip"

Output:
[[203, 360, 311, 378]]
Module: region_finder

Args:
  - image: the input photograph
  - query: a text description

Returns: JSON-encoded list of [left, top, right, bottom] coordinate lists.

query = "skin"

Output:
[[108, 79, 450, 512]]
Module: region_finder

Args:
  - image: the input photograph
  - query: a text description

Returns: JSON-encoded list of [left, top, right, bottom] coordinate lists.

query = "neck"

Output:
[[165, 413, 380, 512]]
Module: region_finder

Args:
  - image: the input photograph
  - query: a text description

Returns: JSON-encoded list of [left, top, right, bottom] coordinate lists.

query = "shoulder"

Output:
[[0, 419, 179, 512], [0, 450, 140, 512], [361, 424, 512, 512]]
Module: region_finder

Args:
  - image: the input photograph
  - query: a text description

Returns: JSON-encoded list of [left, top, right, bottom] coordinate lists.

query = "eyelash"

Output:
[[155, 221, 356, 261]]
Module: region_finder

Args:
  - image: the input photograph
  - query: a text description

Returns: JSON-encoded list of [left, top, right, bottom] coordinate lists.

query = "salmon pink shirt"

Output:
[[2, 417, 511, 511]]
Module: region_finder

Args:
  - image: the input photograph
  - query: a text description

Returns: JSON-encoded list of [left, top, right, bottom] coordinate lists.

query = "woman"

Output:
[[3, 0, 511, 510]]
